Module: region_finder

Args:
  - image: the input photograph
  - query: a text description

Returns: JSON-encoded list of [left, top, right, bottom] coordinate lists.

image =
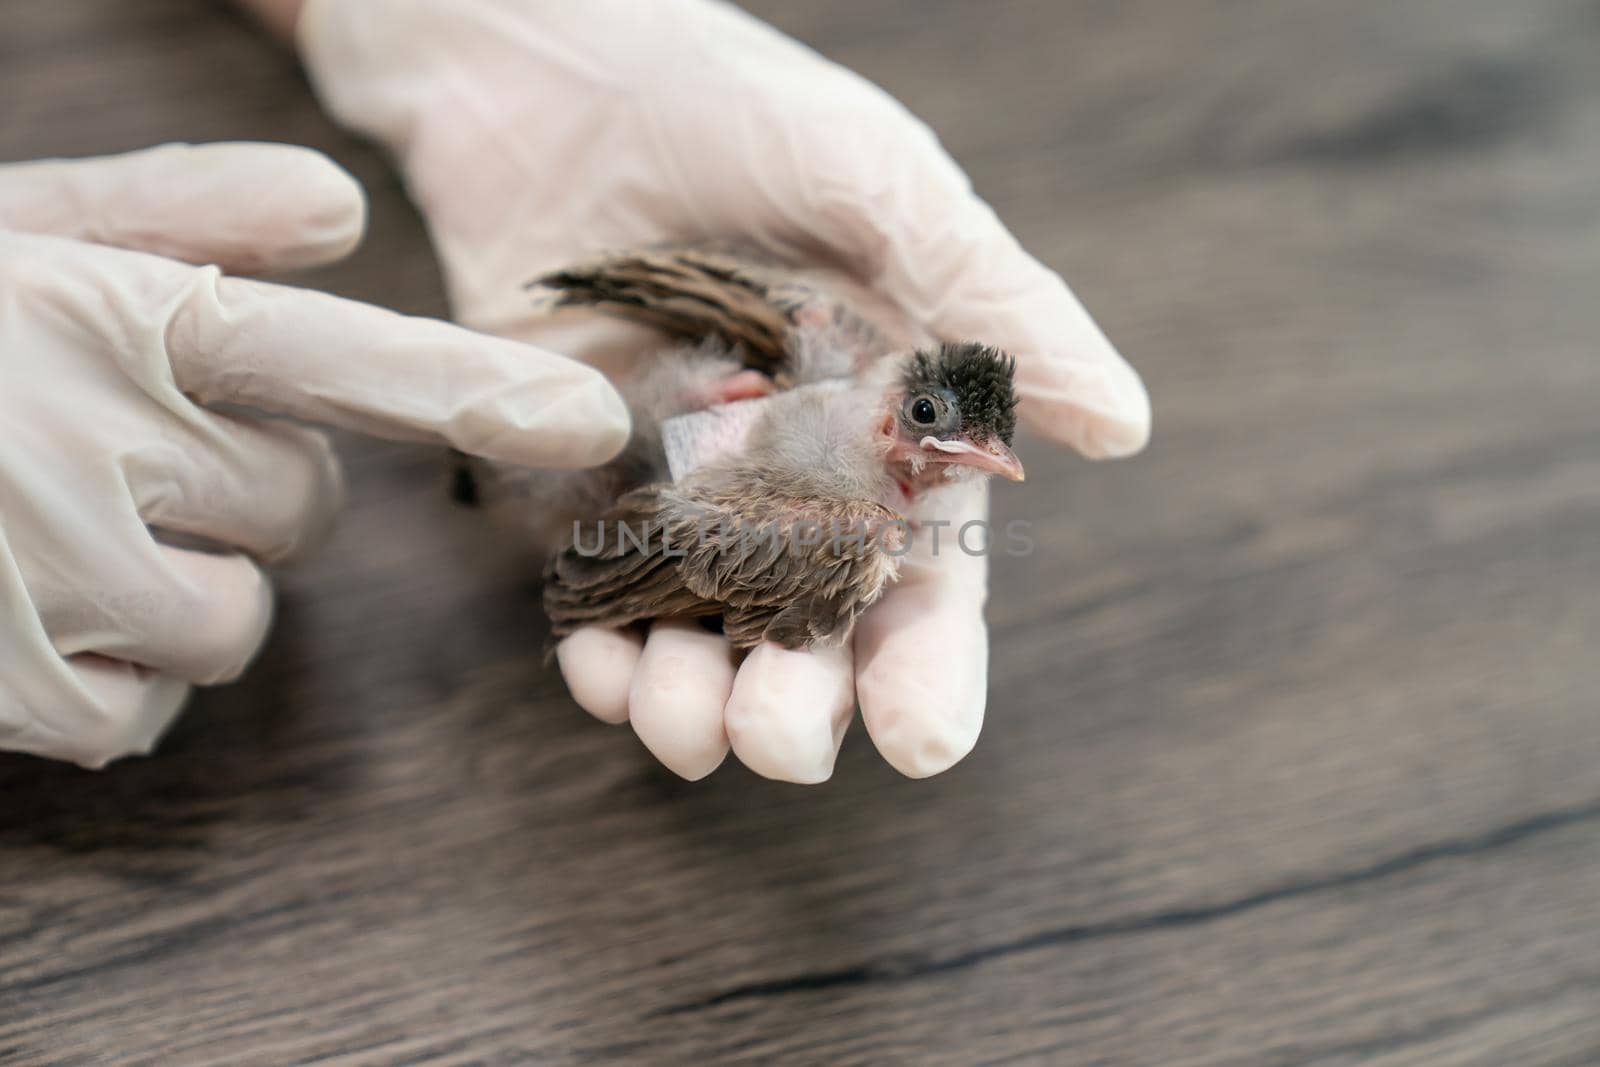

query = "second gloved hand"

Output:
[[296, 0, 1151, 781], [0, 143, 628, 767]]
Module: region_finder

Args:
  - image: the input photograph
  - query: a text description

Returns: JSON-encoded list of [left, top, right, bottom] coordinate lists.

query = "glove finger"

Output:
[[0, 143, 366, 274], [56, 657, 192, 769], [555, 626, 644, 725], [855, 477, 991, 777], [160, 268, 631, 469], [43, 545, 274, 687], [854, 566, 989, 779], [1, 527, 187, 768], [127, 415, 345, 564], [797, 111, 1150, 459], [627, 619, 734, 781], [724, 641, 855, 784], [0, 657, 190, 769]]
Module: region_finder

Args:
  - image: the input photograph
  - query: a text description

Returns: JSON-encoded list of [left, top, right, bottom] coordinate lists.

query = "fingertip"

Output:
[[454, 352, 632, 470], [724, 643, 854, 784], [855, 586, 988, 779], [154, 547, 275, 686], [1019, 354, 1152, 460], [856, 662, 983, 778], [258, 143, 368, 270], [156, 142, 367, 272], [172, 141, 367, 272], [41, 142, 370, 274], [64, 657, 192, 769], [556, 627, 642, 725], [274, 422, 347, 562], [1102, 370, 1154, 458], [562, 367, 633, 467], [628, 621, 734, 781]]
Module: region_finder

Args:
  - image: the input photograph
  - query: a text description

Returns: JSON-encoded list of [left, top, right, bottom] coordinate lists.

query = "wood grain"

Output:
[[2, 1, 1598, 1064]]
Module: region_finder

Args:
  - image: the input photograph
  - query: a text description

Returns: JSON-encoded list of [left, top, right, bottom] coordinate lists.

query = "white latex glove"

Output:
[[0, 143, 628, 768], [297, 0, 1150, 781]]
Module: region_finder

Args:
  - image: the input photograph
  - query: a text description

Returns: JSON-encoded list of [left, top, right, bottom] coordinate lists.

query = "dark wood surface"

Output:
[[4, 2, 1599, 1064]]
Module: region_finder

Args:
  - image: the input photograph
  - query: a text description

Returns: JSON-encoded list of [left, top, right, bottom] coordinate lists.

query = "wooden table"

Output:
[[3, 2, 1598, 1063]]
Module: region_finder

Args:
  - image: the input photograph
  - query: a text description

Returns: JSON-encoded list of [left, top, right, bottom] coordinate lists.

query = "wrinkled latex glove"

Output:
[[298, 0, 1150, 782], [0, 143, 629, 768]]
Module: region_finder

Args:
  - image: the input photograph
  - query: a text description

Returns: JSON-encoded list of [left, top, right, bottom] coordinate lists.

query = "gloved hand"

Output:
[[294, 0, 1150, 781], [0, 142, 628, 767]]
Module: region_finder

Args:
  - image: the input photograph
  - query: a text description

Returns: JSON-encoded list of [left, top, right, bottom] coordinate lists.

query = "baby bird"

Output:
[[464, 246, 1023, 649]]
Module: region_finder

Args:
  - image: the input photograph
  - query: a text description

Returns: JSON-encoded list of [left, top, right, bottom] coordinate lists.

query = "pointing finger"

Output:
[[158, 266, 631, 469]]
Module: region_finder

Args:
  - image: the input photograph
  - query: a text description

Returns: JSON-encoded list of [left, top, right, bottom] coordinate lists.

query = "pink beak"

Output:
[[919, 435, 1026, 482]]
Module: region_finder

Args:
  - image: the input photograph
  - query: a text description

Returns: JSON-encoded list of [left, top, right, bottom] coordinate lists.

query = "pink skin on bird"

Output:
[[876, 407, 1025, 504]]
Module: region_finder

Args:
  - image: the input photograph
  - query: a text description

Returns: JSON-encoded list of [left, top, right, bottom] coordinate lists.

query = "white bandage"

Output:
[[661, 397, 772, 482]]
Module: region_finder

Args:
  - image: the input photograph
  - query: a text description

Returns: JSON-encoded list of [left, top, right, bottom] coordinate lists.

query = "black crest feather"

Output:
[[903, 342, 1019, 445]]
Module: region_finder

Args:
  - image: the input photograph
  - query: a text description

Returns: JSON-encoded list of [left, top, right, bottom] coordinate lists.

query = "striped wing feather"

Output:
[[543, 479, 900, 649], [530, 246, 807, 376]]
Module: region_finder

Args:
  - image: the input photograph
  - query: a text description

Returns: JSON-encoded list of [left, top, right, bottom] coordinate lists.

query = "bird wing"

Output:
[[542, 486, 715, 633], [527, 244, 880, 383], [543, 477, 903, 649]]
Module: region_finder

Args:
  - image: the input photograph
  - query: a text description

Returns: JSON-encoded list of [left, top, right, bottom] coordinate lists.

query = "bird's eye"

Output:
[[909, 396, 938, 425]]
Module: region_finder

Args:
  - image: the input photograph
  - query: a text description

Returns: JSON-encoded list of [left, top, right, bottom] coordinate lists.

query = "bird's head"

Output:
[[881, 342, 1024, 491]]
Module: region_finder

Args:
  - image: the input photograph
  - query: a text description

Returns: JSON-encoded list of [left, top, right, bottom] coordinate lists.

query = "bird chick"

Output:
[[462, 246, 1023, 649]]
